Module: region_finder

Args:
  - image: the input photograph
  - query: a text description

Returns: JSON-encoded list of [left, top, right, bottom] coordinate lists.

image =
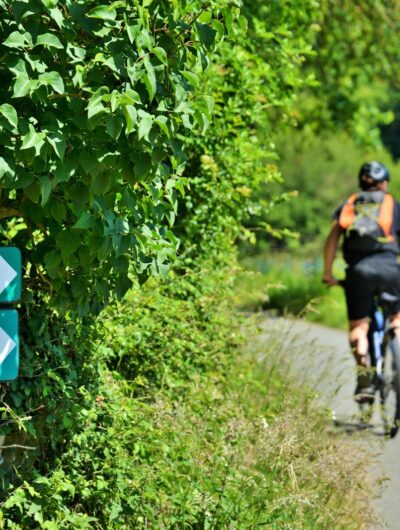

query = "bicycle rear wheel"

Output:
[[381, 335, 400, 438]]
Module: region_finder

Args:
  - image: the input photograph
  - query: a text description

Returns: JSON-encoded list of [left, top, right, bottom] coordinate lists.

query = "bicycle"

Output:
[[339, 281, 400, 438]]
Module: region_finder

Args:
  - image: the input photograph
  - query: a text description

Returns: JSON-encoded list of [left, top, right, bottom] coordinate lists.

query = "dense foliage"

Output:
[[0, 0, 238, 313], [304, 0, 400, 143]]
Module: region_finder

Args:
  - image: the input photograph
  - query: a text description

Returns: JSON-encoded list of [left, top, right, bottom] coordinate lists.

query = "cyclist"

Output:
[[323, 161, 400, 402]]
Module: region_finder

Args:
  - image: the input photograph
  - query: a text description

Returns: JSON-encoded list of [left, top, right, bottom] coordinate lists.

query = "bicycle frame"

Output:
[[368, 293, 397, 384]]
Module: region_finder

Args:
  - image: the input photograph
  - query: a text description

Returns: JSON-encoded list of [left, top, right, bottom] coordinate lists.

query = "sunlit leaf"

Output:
[[36, 33, 63, 49], [0, 103, 18, 128]]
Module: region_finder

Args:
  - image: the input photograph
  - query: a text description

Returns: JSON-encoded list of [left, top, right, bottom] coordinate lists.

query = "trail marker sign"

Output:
[[0, 248, 21, 303], [0, 247, 21, 381], [0, 310, 18, 381]]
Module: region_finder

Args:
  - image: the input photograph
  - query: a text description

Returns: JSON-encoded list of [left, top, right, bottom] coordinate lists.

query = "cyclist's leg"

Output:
[[389, 313, 400, 340], [344, 264, 373, 364], [344, 262, 375, 400], [389, 313, 400, 327], [349, 318, 370, 367]]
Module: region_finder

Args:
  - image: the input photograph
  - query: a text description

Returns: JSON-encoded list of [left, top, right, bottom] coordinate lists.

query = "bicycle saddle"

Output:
[[379, 291, 399, 304]]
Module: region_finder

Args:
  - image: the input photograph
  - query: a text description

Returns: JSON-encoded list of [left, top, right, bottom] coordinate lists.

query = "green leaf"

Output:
[[155, 115, 170, 137], [39, 71, 64, 94], [79, 152, 98, 174], [0, 157, 13, 178], [212, 19, 225, 38], [173, 99, 192, 114], [40, 176, 52, 206], [49, 7, 64, 28], [134, 153, 152, 180], [13, 73, 31, 98], [0, 104, 18, 128], [143, 60, 157, 101], [25, 56, 47, 74], [3, 31, 30, 49], [109, 502, 122, 521], [123, 105, 137, 134], [181, 113, 193, 129], [24, 181, 41, 203], [197, 95, 214, 119], [138, 111, 153, 140], [53, 163, 74, 184], [110, 1, 126, 8], [195, 23, 217, 49], [92, 173, 111, 195], [36, 33, 63, 49], [238, 15, 248, 33], [106, 116, 123, 139], [73, 212, 96, 229], [56, 230, 81, 259], [41, 0, 58, 7], [124, 89, 141, 104], [47, 132, 66, 159], [87, 5, 117, 21], [115, 273, 133, 299], [152, 47, 168, 65], [44, 250, 62, 269], [125, 18, 141, 44], [181, 70, 199, 88], [68, 183, 89, 210], [50, 202, 67, 223], [222, 8, 233, 36], [21, 128, 46, 156], [87, 87, 109, 119]]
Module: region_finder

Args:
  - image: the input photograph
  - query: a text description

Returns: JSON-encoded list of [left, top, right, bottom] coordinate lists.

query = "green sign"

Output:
[[0, 310, 18, 381], [0, 247, 21, 303]]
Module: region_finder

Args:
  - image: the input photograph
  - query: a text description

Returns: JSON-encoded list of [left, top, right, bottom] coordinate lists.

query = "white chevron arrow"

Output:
[[0, 255, 17, 295], [0, 327, 15, 365]]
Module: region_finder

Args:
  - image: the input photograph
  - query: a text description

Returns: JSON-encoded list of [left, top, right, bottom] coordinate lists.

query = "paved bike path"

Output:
[[257, 318, 400, 529]]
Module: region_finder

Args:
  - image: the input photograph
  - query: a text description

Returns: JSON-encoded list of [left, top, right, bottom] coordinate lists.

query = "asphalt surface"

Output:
[[256, 317, 400, 530]]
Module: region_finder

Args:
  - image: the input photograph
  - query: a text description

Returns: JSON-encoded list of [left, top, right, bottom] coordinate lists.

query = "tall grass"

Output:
[[237, 251, 348, 329]]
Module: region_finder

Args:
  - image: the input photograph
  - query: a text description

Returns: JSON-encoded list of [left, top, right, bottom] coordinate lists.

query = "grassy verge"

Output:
[[124, 333, 372, 529], [3, 326, 370, 528], [0, 263, 371, 528], [237, 251, 348, 329]]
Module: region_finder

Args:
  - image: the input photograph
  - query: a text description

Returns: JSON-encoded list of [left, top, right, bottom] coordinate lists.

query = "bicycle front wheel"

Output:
[[381, 334, 400, 438]]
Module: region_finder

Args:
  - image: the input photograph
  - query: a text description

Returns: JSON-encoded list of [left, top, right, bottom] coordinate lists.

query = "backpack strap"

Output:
[[338, 193, 358, 229], [378, 193, 394, 240]]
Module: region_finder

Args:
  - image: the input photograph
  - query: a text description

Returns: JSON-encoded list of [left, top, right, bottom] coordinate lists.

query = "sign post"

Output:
[[0, 248, 21, 381]]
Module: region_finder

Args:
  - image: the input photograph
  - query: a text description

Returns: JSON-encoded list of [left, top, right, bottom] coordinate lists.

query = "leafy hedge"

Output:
[[0, 263, 244, 527], [0, 0, 240, 313]]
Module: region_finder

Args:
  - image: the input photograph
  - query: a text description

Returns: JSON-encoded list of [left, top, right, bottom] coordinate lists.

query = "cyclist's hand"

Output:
[[322, 274, 339, 287]]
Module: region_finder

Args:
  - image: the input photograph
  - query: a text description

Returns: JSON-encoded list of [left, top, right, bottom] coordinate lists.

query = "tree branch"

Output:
[[0, 207, 23, 220]]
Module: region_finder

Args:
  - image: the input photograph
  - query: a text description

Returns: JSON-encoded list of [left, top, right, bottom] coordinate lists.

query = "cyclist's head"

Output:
[[359, 161, 390, 190]]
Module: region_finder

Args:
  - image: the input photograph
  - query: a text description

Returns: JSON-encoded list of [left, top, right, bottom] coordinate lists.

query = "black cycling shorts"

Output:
[[344, 253, 400, 321]]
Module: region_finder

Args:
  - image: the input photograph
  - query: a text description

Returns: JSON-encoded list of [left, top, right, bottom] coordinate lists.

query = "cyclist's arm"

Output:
[[323, 220, 343, 286]]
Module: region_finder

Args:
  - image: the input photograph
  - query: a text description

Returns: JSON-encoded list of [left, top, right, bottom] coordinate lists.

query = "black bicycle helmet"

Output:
[[358, 161, 390, 189]]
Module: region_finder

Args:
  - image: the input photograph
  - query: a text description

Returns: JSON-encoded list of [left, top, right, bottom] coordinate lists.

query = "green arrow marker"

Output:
[[0, 310, 18, 381], [0, 247, 21, 303]]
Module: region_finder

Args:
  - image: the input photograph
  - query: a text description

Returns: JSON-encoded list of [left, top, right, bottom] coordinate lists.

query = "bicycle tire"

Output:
[[381, 334, 400, 438]]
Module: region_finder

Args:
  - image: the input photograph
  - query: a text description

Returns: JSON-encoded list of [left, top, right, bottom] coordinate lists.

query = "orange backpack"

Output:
[[339, 191, 394, 252]]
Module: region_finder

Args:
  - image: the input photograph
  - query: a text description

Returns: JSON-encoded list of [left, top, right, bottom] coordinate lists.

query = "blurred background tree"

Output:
[[242, 0, 400, 255]]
